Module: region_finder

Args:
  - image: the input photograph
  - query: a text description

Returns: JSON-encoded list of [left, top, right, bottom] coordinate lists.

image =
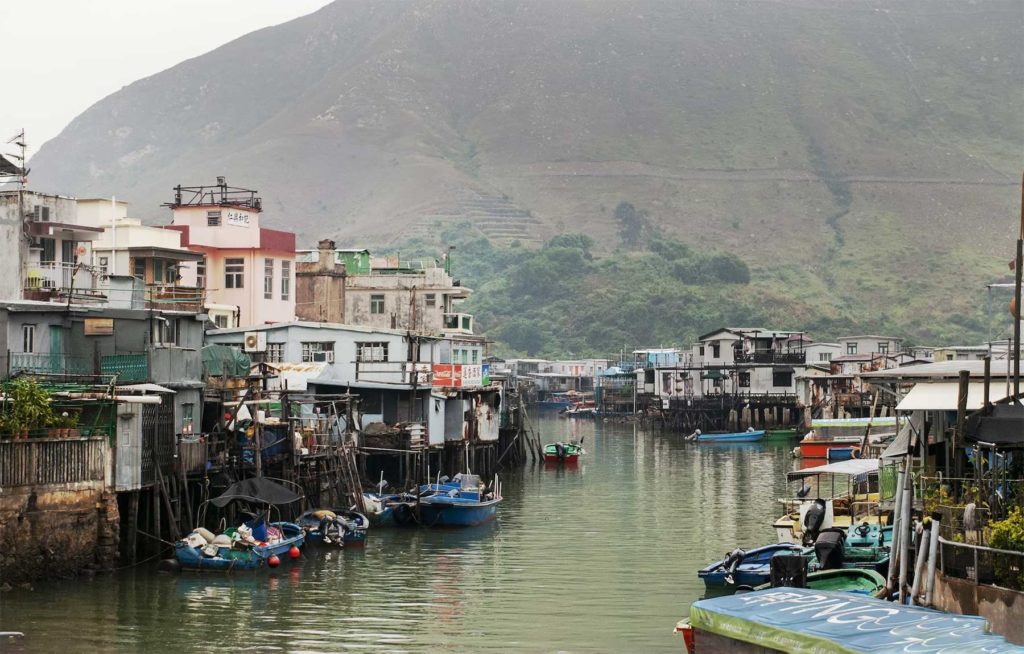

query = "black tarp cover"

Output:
[[966, 403, 1024, 448], [211, 477, 303, 507]]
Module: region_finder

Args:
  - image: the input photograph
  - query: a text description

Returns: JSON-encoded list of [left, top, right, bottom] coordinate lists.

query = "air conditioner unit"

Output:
[[311, 351, 334, 363], [243, 331, 266, 352]]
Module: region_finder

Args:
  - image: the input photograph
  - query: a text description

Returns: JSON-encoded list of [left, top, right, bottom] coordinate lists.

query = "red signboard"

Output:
[[432, 364, 462, 388]]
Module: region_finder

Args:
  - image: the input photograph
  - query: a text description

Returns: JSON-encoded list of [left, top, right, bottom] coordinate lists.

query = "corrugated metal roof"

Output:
[[896, 381, 1010, 411]]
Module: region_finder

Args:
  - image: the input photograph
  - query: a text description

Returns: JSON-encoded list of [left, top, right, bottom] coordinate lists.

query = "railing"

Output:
[[734, 351, 806, 364], [0, 437, 107, 487], [7, 352, 149, 381], [940, 536, 1024, 591], [442, 313, 474, 334], [23, 262, 99, 293], [144, 284, 205, 311], [102, 353, 149, 382]]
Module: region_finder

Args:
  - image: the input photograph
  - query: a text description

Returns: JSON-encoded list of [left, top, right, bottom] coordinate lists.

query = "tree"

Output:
[[614, 201, 651, 247]]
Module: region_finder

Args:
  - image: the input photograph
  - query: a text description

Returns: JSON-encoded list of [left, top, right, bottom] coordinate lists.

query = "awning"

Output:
[[880, 425, 913, 459], [117, 383, 175, 394], [211, 477, 303, 507], [896, 382, 1010, 412], [701, 370, 723, 380], [787, 458, 879, 480]]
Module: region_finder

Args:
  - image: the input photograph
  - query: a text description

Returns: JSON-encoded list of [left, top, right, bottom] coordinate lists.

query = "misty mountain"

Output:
[[28, 0, 1024, 348]]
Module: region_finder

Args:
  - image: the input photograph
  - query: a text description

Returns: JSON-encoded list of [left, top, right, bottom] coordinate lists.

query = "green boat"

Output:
[[754, 568, 887, 598], [765, 428, 802, 441]]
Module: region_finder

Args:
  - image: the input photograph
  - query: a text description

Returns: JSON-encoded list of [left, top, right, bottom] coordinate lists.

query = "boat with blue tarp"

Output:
[[676, 587, 1024, 653]]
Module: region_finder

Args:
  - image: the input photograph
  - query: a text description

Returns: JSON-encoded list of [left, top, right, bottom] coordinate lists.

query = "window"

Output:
[[738, 372, 751, 387], [281, 261, 290, 301], [214, 314, 228, 328], [461, 349, 469, 364], [425, 293, 436, 307], [698, 346, 705, 357], [711, 343, 721, 358], [133, 258, 146, 279], [302, 341, 335, 363], [225, 258, 244, 289], [196, 256, 207, 289], [818, 352, 832, 362], [772, 370, 794, 387], [846, 342, 858, 355], [266, 343, 284, 363], [356, 342, 389, 362], [264, 258, 274, 299], [154, 317, 180, 345], [41, 238, 56, 263], [471, 349, 479, 364], [947, 353, 957, 361], [877, 342, 889, 354], [207, 211, 221, 226], [22, 324, 35, 353], [154, 258, 165, 283], [181, 403, 194, 435], [98, 257, 109, 275], [370, 294, 385, 314]]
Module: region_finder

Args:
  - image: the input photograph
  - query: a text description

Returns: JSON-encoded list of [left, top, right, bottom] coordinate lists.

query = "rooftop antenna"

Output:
[[4, 129, 28, 189]]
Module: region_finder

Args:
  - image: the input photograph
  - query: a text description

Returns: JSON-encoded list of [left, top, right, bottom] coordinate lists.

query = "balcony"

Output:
[[145, 284, 205, 312], [23, 262, 102, 299], [734, 351, 806, 365], [442, 312, 474, 335], [7, 352, 149, 382]]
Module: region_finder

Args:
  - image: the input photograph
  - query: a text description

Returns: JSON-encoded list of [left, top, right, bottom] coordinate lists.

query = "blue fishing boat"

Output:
[[360, 493, 397, 526], [846, 521, 893, 548], [694, 429, 765, 443], [174, 476, 305, 572], [698, 543, 806, 589], [335, 509, 369, 546], [175, 521, 305, 571], [297, 509, 370, 546], [392, 473, 502, 527]]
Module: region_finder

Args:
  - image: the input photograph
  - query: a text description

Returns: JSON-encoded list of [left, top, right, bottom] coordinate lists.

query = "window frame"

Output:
[[225, 258, 245, 289], [846, 342, 858, 355], [207, 210, 221, 227], [356, 341, 389, 363], [301, 341, 335, 363], [22, 324, 36, 353], [280, 261, 291, 301], [264, 258, 274, 299], [370, 294, 385, 314], [266, 342, 284, 363]]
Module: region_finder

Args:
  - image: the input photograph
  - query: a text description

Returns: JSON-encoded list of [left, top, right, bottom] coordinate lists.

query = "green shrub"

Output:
[[989, 506, 1024, 589]]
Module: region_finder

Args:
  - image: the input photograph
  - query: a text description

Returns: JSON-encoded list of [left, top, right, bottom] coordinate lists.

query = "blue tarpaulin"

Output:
[[689, 588, 1023, 653]]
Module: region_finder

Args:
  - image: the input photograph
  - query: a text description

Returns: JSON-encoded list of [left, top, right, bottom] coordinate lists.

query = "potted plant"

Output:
[[6, 379, 56, 439]]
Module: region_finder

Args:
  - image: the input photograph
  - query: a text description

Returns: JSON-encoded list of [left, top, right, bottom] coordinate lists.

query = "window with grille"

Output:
[[225, 258, 244, 289], [302, 341, 335, 362], [266, 343, 284, 363], [281, 261, 291, 301], [370, 294, 385, 314], [356, 342, 388, 362], [425, 293, 436, 307], [264, 258, 274, 299], [738, 372, 751, 387], [207, 211, 221, 226]]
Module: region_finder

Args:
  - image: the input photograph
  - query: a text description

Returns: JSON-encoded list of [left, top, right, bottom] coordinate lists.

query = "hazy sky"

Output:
[[0, 0, 332, 159]]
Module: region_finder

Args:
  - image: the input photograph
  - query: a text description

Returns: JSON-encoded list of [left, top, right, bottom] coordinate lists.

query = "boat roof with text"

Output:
[[686, 588, 1023, 653]]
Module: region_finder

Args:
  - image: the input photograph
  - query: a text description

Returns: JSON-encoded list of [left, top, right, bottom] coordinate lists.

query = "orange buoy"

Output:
[[288, 546, 301, 559], [268, 555, 281, 568]]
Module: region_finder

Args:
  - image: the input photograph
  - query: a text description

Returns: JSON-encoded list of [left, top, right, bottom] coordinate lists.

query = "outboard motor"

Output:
[[802, 498, 827, 545], [814, 528, 846, 570]]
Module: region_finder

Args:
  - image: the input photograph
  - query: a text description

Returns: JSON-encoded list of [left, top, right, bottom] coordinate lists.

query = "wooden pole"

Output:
[[983, 356, 991, 411], [954, 370, 969, 483]]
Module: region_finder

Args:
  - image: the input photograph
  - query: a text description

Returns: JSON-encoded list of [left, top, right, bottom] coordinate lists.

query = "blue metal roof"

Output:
[[689, 588, 1023, 653]]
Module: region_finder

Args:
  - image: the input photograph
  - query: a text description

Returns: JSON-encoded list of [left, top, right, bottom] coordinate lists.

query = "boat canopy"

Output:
[[787, 458, 879, 481], [689, 588, 1021, 653], [896, 381, 1010, 412], [211, 477, 303, 507]]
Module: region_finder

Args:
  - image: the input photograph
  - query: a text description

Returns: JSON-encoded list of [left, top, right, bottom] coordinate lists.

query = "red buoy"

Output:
[[288, 546, 301, 560], [268, 555, 281, 568]]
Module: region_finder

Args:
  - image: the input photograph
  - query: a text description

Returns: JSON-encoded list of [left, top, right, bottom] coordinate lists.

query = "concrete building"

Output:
[[164, 178, 296, 328], [837, 335, 903, 357], [295, 241, 472, 336], [1, 189, 104, 303], [690, 327, 808, 397]]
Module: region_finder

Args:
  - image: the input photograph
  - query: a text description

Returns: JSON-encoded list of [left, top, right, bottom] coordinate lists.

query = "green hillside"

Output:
[[27, 0, 1023, 351]]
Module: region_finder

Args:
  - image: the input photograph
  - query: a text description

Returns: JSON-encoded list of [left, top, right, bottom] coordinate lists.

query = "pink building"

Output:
[[164, 178, 295, 328]]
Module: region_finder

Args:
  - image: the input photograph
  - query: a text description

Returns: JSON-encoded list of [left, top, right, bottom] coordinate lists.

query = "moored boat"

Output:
[[752, 568, 888, 598], [764, 427, 801, 441], [334, 509, 369, 546], [694, 429, 765, 443], [296, 509, 346, 547], [798, 417, 901, 459], [697, 543, 806, 589], [175, 521, 304, 571], [677, 588, 1020, 654], [391, 473, 502, 527], [543, 441, 584, 463]]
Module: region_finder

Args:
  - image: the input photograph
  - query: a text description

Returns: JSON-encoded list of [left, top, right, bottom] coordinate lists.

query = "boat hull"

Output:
[[697, 543, 805, 589], [765, 428, 800, 441], [754, 568, 887, 598], [417, 498, 501, 527], [175, 522, 304, 571], [544, 453, 580, 463], [799, 438, 861, 459], [696, 430, 765, 443]]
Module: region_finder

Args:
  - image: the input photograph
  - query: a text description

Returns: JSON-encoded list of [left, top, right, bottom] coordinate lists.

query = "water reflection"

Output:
[[0, 416, 791, 653]]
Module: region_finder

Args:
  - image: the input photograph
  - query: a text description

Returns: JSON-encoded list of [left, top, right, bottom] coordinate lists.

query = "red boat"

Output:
[[798, 417, 900, 459], [543, 442, 583, 464]]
